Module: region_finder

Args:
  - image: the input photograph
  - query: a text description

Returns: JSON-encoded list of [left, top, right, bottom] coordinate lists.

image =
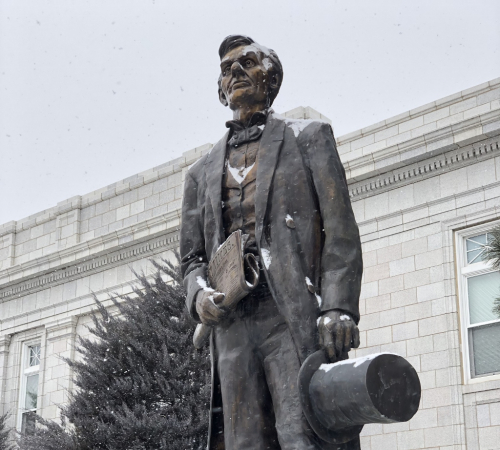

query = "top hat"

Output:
[[298, 350, 421, 445]]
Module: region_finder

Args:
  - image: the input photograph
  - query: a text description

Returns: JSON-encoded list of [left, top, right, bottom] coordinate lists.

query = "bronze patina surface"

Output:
[[180, 35, 419, 450]]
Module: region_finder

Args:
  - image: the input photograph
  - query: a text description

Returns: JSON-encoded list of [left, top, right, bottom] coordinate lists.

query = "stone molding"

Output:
[[0, 335, 11, 353], [0, 227, 180, 302], [0, 210, 180, 285], [356, 181, 500, 232], [349, 135, 500, 199], [1, 277, 150, 334], [0, 334, 11, 417], [45, 317, 78, 342]]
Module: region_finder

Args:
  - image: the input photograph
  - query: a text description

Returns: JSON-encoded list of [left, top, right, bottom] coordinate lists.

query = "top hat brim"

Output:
[[298, 350, 363, 444]]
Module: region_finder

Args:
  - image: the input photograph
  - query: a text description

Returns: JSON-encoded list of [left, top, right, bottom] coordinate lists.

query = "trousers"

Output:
[[214, 291, 360, 450]]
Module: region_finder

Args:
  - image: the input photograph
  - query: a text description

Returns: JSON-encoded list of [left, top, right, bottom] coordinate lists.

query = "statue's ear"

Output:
[[270, 73, 280, 90], [219, 89, 228, 107], [267, 74, 280, 107]]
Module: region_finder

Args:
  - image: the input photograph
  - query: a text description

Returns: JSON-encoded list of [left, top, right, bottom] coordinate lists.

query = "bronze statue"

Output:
[[180, 35, 420, 450]]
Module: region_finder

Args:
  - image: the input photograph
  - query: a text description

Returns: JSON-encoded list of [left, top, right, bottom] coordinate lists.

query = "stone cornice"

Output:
[[349, 135, 500, 200], [337, 77, 499, 145], [0, 226, 180, 302], [343, 109, 500, 182]]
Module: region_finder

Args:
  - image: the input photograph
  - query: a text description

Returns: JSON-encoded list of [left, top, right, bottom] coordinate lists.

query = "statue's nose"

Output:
[[231, 61, 245, 76]]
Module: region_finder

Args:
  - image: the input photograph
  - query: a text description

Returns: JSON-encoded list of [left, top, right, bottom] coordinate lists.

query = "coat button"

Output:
[[285, 215, 295, 229]]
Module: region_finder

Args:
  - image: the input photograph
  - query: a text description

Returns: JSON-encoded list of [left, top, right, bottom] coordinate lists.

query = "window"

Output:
[[18, 343, 41, 433], [457, 226, 500, 382]]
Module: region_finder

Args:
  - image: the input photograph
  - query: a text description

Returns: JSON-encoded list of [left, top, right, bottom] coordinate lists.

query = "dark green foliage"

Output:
[[18, 256, 210, 450], [484, 226, 500, 270], [0, 413, 13, 450], [484, 225, 500, 317], [17, 414, 77, 450]]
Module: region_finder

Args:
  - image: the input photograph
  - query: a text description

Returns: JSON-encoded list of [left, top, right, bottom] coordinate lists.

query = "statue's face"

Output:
[[220, 45, 271, 110]]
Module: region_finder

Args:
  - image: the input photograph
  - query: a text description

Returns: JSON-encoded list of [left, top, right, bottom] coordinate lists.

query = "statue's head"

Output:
[[218, 35, 283, 111]]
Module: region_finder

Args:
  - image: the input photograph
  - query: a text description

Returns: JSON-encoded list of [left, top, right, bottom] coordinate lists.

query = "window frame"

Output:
[[456, 220, 500, 384], [16, 340, 42, 432]]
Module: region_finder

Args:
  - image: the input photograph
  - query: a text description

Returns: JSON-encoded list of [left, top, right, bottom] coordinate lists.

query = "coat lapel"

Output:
[[205, 132, 229, 251], [255, 115, 285, 245]]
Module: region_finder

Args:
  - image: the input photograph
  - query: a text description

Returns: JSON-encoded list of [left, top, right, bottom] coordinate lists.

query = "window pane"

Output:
[[467, 249, 484, 264], [468, 272, 500, 324], [21, 411, 36, 435], [467, 234, 487, 251], [466, 233, 493, 264], [29, 345, 41, 367], [24, 374, 39, 410], [471, 322, 500, 376]]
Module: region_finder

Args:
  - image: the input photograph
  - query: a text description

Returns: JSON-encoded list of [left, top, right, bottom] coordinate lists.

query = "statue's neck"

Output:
[[232, 104, 267, 126]]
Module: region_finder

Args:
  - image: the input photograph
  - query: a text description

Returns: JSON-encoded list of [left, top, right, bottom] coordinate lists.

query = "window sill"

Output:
[[463, 375, 500, 394]]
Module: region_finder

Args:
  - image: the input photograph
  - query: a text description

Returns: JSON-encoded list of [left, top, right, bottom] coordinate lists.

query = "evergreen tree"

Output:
[[17, 414, 77, 450], [484, 225, 500, 317], [18, 255, 211, 450], [0, 413, 13, 450]]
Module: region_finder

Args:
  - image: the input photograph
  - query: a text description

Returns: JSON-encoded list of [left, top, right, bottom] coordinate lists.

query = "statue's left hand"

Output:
[[318, 310, 360, 362]]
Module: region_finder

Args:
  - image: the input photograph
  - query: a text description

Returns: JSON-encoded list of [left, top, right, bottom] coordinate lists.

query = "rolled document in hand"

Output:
[[193, 230, 260, 349]]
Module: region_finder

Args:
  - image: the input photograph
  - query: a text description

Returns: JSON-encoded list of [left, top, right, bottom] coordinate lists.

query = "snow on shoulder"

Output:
[[271, 112, 329, 138]]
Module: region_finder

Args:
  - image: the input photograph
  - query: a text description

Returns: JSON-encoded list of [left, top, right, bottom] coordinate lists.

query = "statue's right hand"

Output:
[[195, 290, 227, 326]]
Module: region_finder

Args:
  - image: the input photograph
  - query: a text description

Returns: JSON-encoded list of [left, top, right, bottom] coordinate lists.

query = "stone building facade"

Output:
[[1, 79, 499, 448]]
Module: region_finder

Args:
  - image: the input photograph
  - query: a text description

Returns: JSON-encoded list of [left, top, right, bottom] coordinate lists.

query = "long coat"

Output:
[[180, 112, 363, 448]]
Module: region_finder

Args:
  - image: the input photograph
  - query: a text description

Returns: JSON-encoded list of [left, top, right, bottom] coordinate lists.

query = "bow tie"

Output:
[[226, 110, 268, 148], [227, 125, 263, 148]]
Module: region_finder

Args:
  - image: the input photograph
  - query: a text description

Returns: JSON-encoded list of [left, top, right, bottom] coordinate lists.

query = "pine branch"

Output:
[[484, 225, 500, 270], [0, 413, 14, 450]]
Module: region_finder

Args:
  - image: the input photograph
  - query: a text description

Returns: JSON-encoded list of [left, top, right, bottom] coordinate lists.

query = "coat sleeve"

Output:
[[303, 123, 363, 323], [180, 169, 208, 321]]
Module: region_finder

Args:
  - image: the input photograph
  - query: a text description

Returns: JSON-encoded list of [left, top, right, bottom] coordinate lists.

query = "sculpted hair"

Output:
[[218, 34, 283, 107]]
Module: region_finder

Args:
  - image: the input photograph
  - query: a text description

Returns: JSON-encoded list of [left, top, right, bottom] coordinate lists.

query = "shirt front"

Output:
[[222, 140, 259, 254], [222, 110, 269, 256]]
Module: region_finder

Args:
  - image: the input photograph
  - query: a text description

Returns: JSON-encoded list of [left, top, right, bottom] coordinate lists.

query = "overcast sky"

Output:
[[1, 0, 499, 225]]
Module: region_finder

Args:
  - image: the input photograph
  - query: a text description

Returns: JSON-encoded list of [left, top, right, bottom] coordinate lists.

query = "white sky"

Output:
[[1, 0, 499, 225]]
